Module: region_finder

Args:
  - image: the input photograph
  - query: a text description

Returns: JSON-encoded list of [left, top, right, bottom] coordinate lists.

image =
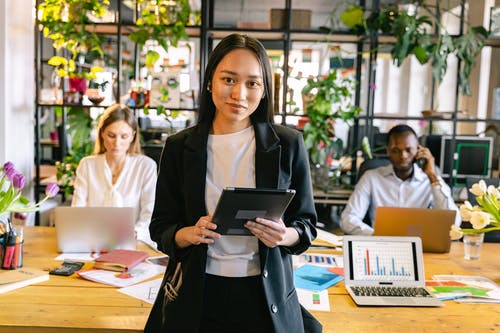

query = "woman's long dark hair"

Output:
[[197, 33, 274, 124]]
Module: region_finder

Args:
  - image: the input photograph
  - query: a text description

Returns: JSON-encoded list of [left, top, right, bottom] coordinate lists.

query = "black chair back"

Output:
[[357, 158, 391, 182]]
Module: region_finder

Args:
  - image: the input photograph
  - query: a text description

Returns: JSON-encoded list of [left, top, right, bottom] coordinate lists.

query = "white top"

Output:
[[71, 154, 158, 248], [205, 126, 260, 277], [340, 163, 461, 235]]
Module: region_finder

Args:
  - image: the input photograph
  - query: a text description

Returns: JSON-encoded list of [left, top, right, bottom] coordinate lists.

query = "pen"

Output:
[[13, 234, 20, 268]]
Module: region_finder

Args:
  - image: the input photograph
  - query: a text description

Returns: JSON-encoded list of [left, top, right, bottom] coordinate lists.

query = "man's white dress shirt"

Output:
[[340, 163, 461, 235]]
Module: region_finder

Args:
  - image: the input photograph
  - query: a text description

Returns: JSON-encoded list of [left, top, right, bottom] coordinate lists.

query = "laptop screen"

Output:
[[344, 236, 425, 286]]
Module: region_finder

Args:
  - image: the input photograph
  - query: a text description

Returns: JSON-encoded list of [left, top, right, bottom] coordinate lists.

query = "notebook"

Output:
[[212, 187, 295, 235], [373, 207, 456, 253], [343, 235, 443, 307], [54, 206, 136, 253]]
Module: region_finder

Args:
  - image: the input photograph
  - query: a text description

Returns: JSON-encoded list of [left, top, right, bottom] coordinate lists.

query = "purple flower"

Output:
[[12, 173, 26, 190], [45, 183, 60, 197], [4, 167, 17, 181], [369, 83, 377, 91], [3, 161, 14, 173]]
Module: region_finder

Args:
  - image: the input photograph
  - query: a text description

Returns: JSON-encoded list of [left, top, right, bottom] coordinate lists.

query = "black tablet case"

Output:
[[212, 188, 296, 236]]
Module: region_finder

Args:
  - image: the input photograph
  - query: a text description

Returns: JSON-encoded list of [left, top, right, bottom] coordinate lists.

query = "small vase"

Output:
[[463, 233, 484, 260], [311, 164, 332, 191]]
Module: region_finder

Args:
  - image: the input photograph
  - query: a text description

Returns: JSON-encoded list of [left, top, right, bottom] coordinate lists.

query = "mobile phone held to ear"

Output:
[[416, 158, 427, 169]]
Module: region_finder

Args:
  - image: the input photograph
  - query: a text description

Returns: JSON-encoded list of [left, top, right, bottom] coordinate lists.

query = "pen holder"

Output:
[[1, 236, 23, 270]]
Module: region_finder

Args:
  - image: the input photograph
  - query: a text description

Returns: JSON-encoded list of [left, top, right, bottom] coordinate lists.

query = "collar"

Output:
[[379, 163, 428, 182]]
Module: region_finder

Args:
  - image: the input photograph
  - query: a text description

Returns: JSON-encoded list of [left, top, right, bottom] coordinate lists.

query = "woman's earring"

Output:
[[207, 83, 211, 92]]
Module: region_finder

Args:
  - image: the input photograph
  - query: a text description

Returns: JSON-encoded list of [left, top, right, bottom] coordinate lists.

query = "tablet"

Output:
[[212, 187, 296, 236]]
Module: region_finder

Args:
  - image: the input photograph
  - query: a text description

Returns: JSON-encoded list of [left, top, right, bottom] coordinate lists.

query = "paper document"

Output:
[[315, 229, 343, 247], [430, 275, 500, 303], [77, 262, 165, 288], [55, 253, 101, 262], [296, 288, 330, 311], [293, 253, 343, 268], [119, 278, 163, 304]]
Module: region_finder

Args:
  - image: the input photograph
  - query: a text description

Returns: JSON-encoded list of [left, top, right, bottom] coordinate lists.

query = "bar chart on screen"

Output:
[[352, 241, 416, 281]]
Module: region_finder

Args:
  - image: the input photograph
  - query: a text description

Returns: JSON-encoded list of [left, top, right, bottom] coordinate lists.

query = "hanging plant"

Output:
[[339, 1, 488, 96], [38, 0, 110, 59], [129, 0, 191, 59]]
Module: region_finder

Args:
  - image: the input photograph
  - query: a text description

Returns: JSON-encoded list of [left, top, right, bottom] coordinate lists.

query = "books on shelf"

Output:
[[94, 249, 149, 272], [0, 267, 50, 294]]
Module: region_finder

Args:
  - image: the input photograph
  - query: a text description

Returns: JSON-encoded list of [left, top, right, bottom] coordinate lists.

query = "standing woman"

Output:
[[72, 104, 158, 248], [145, 34, 320, 333]]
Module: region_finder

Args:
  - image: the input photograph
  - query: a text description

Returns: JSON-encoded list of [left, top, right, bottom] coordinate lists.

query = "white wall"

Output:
[[0, 0, 35, 200]]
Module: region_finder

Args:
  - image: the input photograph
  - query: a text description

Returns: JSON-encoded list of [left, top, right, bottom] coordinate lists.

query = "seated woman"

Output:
[[72, 104, 158, 248]]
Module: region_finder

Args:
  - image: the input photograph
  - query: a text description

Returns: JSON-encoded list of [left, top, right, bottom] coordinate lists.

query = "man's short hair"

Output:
[[387, 124, 417, 144]]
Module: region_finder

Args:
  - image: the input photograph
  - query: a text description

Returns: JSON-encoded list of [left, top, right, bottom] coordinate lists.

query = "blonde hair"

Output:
[[94, 104, 142, 155]]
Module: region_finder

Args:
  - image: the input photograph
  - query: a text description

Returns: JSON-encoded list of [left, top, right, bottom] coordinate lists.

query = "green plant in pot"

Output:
[[38, 0, 109, 58], [48, 56, 103, 104], [39, 0, 110, 104], [339, 1, 488, 96], [302, 70, 361, 189], [129, 0, 191, 71]]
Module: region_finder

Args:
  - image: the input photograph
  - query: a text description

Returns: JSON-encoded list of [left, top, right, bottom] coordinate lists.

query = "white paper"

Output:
[[293, 253, 343, 268], [118, 278, 163, 304], [55, 253, 101, 262], [432, 275, 500, 303], [77, 262, 165, 288], [315, 229, 343, 247], [296, 288, 330, 311]]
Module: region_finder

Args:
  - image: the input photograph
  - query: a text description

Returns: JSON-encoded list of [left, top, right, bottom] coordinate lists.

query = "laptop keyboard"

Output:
[[351, 286, 432, 297]]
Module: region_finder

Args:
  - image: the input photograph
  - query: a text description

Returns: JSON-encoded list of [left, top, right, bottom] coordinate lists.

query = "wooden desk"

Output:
[[311, 242, 500, 333], [0, 227, 161, 333], [2, 228, 499, 332]]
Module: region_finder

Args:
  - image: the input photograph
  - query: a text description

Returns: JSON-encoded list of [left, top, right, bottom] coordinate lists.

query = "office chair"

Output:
[[142, 145, 164, 170], [465, 177, 500, 243], [357, 157, 391, 182]]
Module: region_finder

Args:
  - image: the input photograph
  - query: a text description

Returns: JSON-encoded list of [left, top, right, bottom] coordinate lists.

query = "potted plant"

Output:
[[301, 69, 361, 189], [48, 56, 103, 104], [339, 1, 488, 95], [38, 0, 109, 58]]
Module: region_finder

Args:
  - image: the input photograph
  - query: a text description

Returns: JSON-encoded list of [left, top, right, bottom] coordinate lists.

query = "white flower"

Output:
[[487, 185, 500, 199], [449, 225, 463, 240], [469, 180, 487, 196], [469, 211, 491, 229], [459, 201, 473, 221]]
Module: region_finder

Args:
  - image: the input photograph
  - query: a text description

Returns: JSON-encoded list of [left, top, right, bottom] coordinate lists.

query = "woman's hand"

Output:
[[174, 216, 220, 249], [245, 218, 299, 248]]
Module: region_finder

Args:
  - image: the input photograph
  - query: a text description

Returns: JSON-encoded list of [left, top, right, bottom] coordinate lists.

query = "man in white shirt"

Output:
[[340, 124, 460, 235]]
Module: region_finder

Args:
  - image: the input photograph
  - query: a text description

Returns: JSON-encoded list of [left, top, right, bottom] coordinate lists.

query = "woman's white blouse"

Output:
[[72, 154, 158, 248]]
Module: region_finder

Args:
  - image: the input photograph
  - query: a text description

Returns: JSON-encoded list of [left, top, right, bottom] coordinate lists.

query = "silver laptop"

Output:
[[54, 207, 136, 253], [343, 235, 443, 307], [373, 207, 456, 253]]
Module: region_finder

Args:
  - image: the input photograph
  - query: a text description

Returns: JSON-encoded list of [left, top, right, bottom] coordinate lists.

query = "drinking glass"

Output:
[[463, 233, 484, 260]]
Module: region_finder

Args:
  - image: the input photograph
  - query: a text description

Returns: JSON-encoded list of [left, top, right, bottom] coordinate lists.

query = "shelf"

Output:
[[369, 115, 500, 122], [81, 23, 201, 38]]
